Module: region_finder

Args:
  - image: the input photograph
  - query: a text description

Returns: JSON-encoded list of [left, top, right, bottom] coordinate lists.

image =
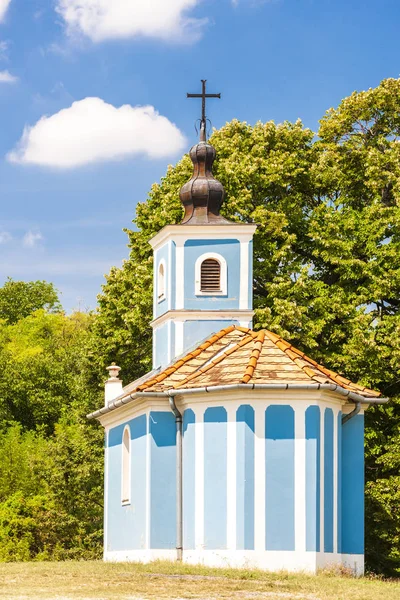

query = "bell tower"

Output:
[[149, 81, 256, 369]]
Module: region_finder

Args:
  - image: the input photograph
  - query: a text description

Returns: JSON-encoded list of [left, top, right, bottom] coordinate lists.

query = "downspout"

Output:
[[168, 392, 183, 562], [342, 400, 361, 425]]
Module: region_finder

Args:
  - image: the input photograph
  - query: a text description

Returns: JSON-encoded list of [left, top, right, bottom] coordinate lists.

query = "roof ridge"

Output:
[[137, 324, 236, 392], [173, 333, 256, 389], [241, 330, 265, 384]]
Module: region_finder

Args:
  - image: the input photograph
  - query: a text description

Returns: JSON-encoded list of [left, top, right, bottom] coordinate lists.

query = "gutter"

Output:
[[168, 393, 183, 562], [87, 382, 388, 420]]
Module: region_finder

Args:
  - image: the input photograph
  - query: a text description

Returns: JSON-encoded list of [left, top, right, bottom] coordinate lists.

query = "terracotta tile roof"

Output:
[[134, 326, 380, 398]]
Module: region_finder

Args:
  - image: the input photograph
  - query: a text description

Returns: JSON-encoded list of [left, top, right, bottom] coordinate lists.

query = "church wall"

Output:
[[324, 408, 334, 553], [204, 406, 228, 549], [183, 319, 241, 353], [337, 411, 342, 553], [341, 414, 364, 555], [149, 410, 177, 549], [183, 239, 241, 310], [236, 405, 255, 550], [305, 406, 321, 552], [183, 409, 196, 550], [153, 321, 169, 368], [106, 415, 147, 553], [154, 242, 171, 319], [265, 405, 295, 551]]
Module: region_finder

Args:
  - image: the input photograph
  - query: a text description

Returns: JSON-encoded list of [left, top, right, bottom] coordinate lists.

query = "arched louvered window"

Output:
[[158, 260, 166, 301], [195, 253, 227, 295], [121, 426, 131, 505], [200, 258, 221, 292]]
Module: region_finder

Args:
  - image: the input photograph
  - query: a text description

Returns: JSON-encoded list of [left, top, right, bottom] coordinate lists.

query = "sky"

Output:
[[0, 0, 399, 312]]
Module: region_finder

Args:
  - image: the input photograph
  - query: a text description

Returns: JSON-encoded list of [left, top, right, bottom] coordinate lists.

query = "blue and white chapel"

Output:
[[88, 85, 385, 575]]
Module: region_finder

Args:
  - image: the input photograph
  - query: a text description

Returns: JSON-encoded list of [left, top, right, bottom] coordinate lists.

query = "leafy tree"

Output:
[[95, 78, 400, 575], [0, 278, 60, 324]]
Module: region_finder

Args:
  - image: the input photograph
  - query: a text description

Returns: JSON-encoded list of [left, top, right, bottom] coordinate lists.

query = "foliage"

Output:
[[0, 278, 60, 324]]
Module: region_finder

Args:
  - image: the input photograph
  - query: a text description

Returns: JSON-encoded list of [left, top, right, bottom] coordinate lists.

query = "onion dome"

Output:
[[179, 126, 230, 225]]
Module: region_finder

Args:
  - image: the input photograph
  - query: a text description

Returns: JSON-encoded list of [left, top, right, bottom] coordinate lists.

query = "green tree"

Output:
[[0, 278, 60, 324]]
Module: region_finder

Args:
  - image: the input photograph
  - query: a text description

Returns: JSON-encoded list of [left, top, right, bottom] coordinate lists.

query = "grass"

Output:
[[0, 560, 399, 600]]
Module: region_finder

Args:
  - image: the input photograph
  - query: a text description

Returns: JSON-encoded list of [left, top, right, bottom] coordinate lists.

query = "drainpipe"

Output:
[[342, 400, 361, 425], [168, 392, 183, 562]]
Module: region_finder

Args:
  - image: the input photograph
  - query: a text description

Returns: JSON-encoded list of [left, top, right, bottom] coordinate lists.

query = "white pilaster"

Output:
[[333, 407, 339, 554], [175, 240, 185, 310], [175, 320, 184, 357], [226, 405, 237, 550], [239, 240, 249, 310], [295, 405, 306, 553], [145, 411, 151, 550], [320, 408, 325, 553], [194, 408, 205, 550], [254, 404, 266, 552]]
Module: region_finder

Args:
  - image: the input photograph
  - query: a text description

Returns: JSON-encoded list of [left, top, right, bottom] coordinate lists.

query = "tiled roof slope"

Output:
[[135, 325, 380, 398]]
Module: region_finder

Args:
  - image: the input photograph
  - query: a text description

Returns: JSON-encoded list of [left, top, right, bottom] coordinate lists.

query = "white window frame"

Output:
[[195, 252, 227, 296], [157, 259, 166, 303], [121, 425, 131, 506]]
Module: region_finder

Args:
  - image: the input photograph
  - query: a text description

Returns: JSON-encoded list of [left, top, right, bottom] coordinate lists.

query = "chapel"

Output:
[[88, 83, 386, 574]]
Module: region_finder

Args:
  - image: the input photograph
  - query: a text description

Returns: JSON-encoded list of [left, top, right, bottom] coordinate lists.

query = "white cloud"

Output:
[[23, 231, 43, 248], [0, 231, 12, 244], [8, 97, 186, 169], [56, 0, 206, 43], [0, 0, 11, 23], [0, 69, 17, 83]]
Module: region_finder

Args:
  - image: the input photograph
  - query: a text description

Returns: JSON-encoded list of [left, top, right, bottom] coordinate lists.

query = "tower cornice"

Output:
[[149, 223, 257, 251]]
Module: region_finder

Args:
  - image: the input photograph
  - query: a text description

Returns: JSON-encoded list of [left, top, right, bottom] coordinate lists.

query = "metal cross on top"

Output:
[[187, 80, 221, 142]]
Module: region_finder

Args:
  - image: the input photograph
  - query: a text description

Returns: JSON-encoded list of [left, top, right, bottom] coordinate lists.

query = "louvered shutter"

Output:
[[200, 259, 221, 292]]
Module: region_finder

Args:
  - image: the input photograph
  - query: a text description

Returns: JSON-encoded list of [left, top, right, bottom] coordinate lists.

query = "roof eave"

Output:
[[86, 382, 388, 421]]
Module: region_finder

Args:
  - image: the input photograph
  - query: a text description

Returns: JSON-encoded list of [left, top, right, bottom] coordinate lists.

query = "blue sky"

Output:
[[0, 0, 399, 312]]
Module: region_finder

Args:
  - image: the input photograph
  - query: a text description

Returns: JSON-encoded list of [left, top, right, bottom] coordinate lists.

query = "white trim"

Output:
[[174, 320, 184, 357], [149, 224, 257, 251], [226, 405, 237, 550], [104, 549, 363, 575], [151, 309, 254, 329], [239, 240, 249, 310], [295, 405, 306, 553], [195, 252, 227, 296], [194, 407, 205, 551], [157, 258, 166, 304], [145, 412, 151, 550], [103, 432, 109, 558], [320, 408, 325, 553], [121, 425, 131, 506], [333, 407, 339, 554], [254, 404, 266, 552], [175, 240, 185, 310], [168, 240, 172, 311]]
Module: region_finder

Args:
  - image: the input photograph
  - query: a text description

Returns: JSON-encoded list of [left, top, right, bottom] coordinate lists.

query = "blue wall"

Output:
[[305, 406, 320, 552], [204, 406, 227, 549], [183, 320, 243, 355], [324, 408, 334, 553], [342, 414, 364, 555], [184, 239, 241, 310], [107, 415, 147, 552], [236, 405, 255, 550], [183, 409, 196, 550], [150, 411, 176, 549], [265, 405, 295, 551], [153, 321, 169, 368]]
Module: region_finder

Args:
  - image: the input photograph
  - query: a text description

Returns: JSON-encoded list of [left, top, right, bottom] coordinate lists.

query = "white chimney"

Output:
[[105, 363, 123, 406]]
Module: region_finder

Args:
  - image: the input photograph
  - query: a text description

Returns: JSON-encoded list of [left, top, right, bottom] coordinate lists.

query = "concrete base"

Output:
[[104, 549, 364, 576]]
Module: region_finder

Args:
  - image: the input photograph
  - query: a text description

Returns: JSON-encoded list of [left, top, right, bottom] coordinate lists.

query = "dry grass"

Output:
[[0, 560, 399, 600]]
